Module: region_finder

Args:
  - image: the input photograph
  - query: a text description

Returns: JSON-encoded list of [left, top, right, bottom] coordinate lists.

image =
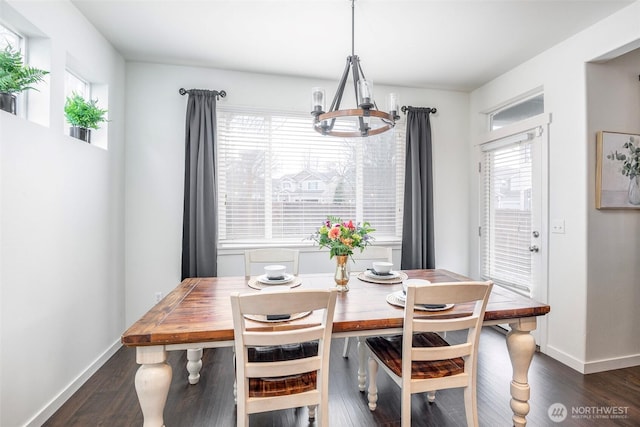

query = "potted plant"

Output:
[[64, 92, 108, 143], [0, 44, 49, 114]]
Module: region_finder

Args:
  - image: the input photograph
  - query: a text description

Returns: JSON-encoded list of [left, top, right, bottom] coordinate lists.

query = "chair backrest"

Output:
[[244, 248, 300, 277], [230, 288, 338, 424], [402, 281, 493, 390], [350, 246, 393, 271]]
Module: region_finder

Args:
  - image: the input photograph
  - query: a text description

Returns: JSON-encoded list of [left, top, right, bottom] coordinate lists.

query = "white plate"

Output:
[[364, 270, 400, 280], [256, 273, 294, 285]]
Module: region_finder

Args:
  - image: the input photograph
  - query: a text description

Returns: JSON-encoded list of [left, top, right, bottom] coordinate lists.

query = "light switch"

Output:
[[551, 219, 565, 234]]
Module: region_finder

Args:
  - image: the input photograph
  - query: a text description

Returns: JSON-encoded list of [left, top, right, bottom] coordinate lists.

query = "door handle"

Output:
[[529, 245, 539, 253]]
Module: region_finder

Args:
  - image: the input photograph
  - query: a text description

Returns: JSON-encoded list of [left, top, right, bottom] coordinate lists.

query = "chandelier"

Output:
[[311, 0, 399, 137]]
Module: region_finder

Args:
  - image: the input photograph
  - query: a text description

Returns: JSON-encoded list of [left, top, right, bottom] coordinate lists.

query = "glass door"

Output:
[[479, 114, 549, 349]]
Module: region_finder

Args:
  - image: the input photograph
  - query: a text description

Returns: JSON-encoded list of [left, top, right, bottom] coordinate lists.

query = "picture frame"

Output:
[[596, 131, 640, 209]]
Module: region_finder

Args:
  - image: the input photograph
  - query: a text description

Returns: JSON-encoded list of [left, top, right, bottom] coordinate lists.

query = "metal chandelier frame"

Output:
[[311, 0, 398, 138]]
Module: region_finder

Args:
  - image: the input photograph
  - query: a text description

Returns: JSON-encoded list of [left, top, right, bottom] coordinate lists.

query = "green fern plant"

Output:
[[0, 44, 48, 94], [64, 92, 108, 129]]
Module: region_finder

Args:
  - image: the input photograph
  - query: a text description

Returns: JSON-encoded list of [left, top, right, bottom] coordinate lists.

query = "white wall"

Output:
[[469, 1, 640, 373], [0, 1, 125, 425], [586, 50, 640, 370], [124, 62, 470, 324]]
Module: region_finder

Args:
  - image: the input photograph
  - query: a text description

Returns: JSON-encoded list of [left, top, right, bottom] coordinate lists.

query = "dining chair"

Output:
[[230, 288, 338, 427], [244, 248, 300, 277], [185, 249, 301, 386], [365, 280, 493, 427], [343, 246, 393, 357]]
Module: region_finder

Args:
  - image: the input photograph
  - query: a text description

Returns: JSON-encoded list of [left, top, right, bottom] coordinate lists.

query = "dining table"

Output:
[[121, 269, 550, 427]]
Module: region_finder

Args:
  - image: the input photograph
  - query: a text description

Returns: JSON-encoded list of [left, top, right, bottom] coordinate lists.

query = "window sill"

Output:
[[218, 239, 402, 256]]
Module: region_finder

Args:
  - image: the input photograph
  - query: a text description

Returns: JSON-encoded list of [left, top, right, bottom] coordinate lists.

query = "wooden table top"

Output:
[[121, 269, 550, 347]]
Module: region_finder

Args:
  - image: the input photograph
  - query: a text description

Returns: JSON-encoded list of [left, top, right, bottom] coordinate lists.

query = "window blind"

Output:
[[217, 106, 406, 246], [480, 134, 533, 292]]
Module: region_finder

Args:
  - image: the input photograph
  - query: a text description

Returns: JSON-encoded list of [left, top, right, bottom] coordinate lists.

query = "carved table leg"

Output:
[[506, 318, 537, 427], [135, 346, 172, 427], [358, 336, 367, 391], [186, 348, 203, 384]]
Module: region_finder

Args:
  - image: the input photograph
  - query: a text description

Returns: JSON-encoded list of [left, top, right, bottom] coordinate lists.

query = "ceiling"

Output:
[[71, 0, 633, 92]]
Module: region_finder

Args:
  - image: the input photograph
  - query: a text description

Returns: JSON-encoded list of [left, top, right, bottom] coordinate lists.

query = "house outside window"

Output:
[[217, 106, 406, 247]]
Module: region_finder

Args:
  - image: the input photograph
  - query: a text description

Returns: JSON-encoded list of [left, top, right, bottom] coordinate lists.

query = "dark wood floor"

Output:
[[44, 328, 640, 426]]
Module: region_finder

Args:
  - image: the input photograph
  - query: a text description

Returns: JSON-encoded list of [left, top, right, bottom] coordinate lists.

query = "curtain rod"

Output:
[[179, 88, 227, 100], [401, 106, 437, 114]]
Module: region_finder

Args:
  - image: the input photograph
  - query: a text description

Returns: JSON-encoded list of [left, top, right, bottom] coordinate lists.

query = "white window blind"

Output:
[[480, 134, 533, 292], [217, 106, 406, 246]]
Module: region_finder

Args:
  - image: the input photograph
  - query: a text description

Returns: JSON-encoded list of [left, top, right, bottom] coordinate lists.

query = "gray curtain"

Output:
[[401, 107, 435, 270], [181, 90, 219, 279]]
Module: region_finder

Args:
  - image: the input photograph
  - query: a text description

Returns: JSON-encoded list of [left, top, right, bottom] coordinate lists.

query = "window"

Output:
[[63, 70, 89, 132], [0, 23, 21, 50], [65, 70, 89, 99], [480, 133, 534, 293], [217, 106, 406, 247], [490, 94, 543, 130]]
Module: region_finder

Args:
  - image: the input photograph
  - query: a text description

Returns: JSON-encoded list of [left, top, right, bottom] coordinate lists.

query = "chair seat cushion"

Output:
[[248, 341, 319, 398], [366, 332, 464, 379]]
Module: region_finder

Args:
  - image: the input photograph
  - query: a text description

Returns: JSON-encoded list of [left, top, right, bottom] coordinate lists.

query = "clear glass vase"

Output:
[[334, 255, 350, 292], [629, 175, 640, 205]]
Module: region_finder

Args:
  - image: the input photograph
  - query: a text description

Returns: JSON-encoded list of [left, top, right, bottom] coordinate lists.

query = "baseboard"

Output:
[[544, 345, 587, 373], [24, 340, 122, 427], [583, 353, 640, 374], [545, 345, 640, 374]]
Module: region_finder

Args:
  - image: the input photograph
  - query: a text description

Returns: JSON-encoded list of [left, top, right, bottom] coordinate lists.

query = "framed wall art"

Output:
[[596, 131, 640, 209]]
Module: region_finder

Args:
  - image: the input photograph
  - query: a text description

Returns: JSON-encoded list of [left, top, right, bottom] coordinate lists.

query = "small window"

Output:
[[0, 23, 22, 51], [63, 70, 90, 136], [489, 94, 544, 130], [65, 70, 89, 99]]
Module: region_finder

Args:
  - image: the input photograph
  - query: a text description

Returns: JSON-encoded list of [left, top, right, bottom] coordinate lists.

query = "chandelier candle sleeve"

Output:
[[312, 87, 325, 114], [358, 79, 373, 108], [387, 93, 398, 117]]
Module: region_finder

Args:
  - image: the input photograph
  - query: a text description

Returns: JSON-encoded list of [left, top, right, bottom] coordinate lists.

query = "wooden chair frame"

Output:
[[231, 288, 337, 427], [244, 248, 300, 277], [366, 281, 493, 427]]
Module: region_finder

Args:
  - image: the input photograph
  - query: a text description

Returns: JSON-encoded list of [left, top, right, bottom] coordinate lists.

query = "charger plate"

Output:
[[248, 276, 302, 290], [386, 291, 454, 312], [244, 311, 312, 323], [358, 271, 408, 284]]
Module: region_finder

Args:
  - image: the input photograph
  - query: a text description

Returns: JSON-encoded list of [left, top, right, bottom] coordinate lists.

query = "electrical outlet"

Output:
[[155, 292, 163, 303], [551, 219, 565, 234]]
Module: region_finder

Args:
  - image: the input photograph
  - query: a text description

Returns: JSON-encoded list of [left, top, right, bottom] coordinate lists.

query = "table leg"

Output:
[[186, 348, 203, 384], [506, 318, 537, 427], [358, 336, 367, 391], [135, 346, 172, 427]]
